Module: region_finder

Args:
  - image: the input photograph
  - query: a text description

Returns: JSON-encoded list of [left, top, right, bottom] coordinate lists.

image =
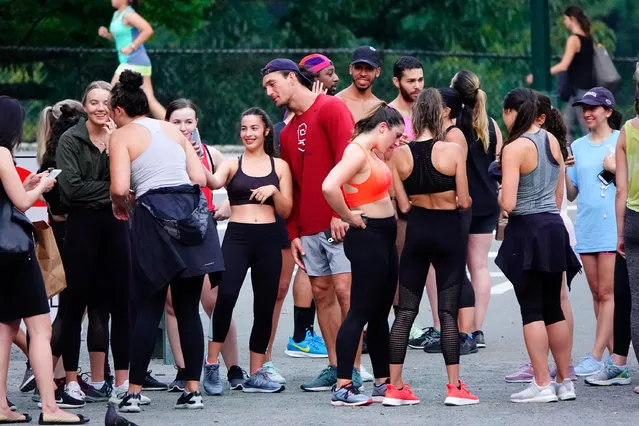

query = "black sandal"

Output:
[[0, 412, 32, 424], [38, 413, 89, 425]]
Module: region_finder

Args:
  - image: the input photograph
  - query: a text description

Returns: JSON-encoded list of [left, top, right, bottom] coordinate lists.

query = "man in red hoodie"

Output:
[[262, 59, 359, 391]]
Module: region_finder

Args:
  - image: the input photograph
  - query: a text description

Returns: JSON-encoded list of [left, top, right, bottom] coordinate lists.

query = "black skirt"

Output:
[[0, 250, 50, 323], [495, 212, 582, 291]]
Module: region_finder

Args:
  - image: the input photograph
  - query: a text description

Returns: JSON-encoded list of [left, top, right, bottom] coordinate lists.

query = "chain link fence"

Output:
[[2, 46, 637, 145]]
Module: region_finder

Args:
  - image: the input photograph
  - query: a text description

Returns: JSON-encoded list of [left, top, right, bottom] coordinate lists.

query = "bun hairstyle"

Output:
[[110, 70, 150, 117], [412, 88, 445, 141], [165, 98, 199, 121], [451, 70, 490, 152], [564, 6, 591, 36], [501, 88, 539, 160], [536, 92, 568, 160], [36, 99, 83, 165], [0, 96, 25, 153], [240, 107, 275, 156], [351, 102, 404, 141]]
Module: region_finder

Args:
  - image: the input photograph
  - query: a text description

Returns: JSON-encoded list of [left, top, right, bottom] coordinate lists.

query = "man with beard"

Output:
[[299, 54, 340, 96], [388, 56, 424, 140], [336, 46, 382, 121]]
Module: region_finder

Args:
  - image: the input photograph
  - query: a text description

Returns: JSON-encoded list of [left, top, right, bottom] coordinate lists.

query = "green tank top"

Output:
[[109, 6, 150, 66], [625, 119, 639, 213]]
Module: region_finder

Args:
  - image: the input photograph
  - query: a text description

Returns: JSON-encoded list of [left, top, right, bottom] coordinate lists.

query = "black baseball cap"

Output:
[[261, 58, 301, 76], [572, 87, 616, 109], [351, 46, 380, 68]]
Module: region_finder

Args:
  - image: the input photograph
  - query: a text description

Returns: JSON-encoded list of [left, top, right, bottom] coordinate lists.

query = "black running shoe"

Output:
[[168, 366, 186, 393], [175, 391, 203, 410], [19, 361, 36, 393], [227, 365, 248, 390], [142, 370, 168, 391], [472, 330, 486, 348], [408, 327, 439, 349], [38, 380, 86, 409], [459, 332, 478, 355], [118, 393, 141, 413], [84, 382, 112, 402], [423, 332, 442, 353]]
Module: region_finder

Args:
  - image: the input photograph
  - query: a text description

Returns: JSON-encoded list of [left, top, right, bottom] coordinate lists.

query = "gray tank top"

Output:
[[510, 129, 560, 216], [130, 118, 192, 197]]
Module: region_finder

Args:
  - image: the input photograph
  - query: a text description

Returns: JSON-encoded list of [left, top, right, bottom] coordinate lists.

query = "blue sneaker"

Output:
[[352, 368, 363, 389], [202, 363, 224, 396], [301, 365, 338, 392], [371, 381, 387, 403], [242, 369, 285, 393], [574, 354, 604, 377], [285, 331, 328, 358], [331, 383, 372, 406], [585, 364, 632, 386]]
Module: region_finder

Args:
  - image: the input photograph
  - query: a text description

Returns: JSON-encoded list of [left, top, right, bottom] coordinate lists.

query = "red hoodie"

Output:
[[280, 94, 354, 240]]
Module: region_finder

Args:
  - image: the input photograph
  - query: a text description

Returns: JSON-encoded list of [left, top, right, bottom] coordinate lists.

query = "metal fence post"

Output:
[[530, 0, 552, 92]]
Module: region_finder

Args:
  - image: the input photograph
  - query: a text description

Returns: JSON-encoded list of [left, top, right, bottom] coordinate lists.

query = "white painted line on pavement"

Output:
[[491, 281, 513, 295]]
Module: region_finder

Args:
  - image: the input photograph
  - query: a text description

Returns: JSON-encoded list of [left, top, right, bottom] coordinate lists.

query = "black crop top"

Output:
[[403, 140, 456, 195], [227, 155, 279, 206]]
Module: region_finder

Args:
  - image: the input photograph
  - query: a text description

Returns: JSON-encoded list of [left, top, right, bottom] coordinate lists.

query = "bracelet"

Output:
[[130, 44, 137, 51]]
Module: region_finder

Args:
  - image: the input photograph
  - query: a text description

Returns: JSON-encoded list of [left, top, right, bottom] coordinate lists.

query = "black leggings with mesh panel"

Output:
[[389, 207, 465, 366]]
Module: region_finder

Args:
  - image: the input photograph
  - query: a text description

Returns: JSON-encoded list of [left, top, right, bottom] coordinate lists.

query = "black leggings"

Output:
[[337, 217, 397, 380], [60, 208, 132, 372], [513, 270, 564, 326], [613, 253, 631, 357], [390, 208, 465, 366], [130, 276, 204, 384], [212, 222, 281, 354]]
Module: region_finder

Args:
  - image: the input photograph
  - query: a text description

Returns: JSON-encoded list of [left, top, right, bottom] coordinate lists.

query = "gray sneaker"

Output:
[[84, 382, 112, 402], [585, 364, 631, 386], [510, 381, 558, 403], [242, 369, 285, 393], [301, 365, 338, 392], [19, 361, 36, 393], [554, 380, 576, 401], [371, 381, 387, 403], [202, 363, 224, 396], [331, 384, 373, 406]]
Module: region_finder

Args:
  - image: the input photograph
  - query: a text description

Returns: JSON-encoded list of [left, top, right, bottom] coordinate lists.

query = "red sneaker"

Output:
[[444, 380, 479, 406], [382, 384, 420, 406]]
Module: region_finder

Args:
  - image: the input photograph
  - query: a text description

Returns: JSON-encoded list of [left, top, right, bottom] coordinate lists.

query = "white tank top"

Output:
[[130, 118, 191, 197]]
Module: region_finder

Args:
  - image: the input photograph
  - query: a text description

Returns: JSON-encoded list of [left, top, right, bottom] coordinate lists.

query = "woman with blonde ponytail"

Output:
[[451, 70, 503, 349]]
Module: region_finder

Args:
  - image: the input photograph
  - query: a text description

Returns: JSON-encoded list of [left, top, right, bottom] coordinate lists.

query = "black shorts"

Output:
[[469, 212, 500, 234], [0, 250, 50, 323]]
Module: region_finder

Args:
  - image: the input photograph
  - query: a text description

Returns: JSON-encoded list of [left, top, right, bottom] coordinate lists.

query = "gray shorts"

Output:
[[301, 231, 351, 277]]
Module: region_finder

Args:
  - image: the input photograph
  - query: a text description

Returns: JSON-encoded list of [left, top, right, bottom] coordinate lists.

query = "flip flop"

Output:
[[0, 412, 32, 423], [38, 413, 89, 425]]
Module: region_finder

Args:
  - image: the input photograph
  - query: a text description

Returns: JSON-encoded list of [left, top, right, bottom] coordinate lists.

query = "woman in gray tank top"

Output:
[[108, 70, 224, 413], [495, 88, 581, 404]]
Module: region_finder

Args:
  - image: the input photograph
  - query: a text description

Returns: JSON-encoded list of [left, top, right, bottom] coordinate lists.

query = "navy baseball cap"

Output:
[[261, 58, 301, 76], [572, 87, 616, 109], [351, 46, 380, 68]]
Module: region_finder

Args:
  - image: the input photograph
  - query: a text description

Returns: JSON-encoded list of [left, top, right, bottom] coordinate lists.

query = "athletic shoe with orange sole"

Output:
[[382, 384, 420, 406]]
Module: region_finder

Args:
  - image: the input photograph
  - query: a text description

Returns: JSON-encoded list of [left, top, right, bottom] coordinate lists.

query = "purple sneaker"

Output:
[[550, 364, 577, 381], [505, 363, 534, 383]]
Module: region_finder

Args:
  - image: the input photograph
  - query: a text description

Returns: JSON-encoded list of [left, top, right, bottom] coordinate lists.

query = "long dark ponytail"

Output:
[[501, 88, 539, 159], [564, 6, 591, 36]]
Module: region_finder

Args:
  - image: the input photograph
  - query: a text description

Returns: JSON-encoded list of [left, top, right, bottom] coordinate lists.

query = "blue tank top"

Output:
[[109, 6, 151, 66], [227, 155, 279, 206]]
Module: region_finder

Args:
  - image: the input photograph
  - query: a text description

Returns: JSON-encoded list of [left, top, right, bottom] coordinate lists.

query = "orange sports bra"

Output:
[[343, 143, 392, 208]]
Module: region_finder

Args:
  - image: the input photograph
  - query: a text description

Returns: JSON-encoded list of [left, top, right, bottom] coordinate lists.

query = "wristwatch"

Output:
[[130, 43, 137, 51]]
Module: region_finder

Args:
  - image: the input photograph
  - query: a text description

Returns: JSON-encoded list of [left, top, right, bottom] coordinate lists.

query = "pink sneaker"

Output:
[[550, 364, 577, 381], [505, 363, 534, 383]]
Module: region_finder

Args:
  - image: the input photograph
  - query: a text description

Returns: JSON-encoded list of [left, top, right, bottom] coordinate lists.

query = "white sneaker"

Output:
[[555, 380, 576, 401], [510, 379, 558, 403], [359, 365, 374, 383], [65, 381, 86, 401], [110, 381, 151, 405], [262, 362, 286, 384]]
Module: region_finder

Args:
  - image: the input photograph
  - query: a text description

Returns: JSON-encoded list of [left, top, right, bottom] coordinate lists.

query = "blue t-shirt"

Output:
[[567, 130, 619, 253]]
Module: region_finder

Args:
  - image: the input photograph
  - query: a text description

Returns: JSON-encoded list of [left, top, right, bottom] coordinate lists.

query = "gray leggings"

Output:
[[623, 208, 639, 362]]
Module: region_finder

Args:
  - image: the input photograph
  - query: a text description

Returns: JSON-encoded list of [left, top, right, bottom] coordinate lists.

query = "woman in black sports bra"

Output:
[[204, 107, 293, 394], [385, 88, 477, 407]]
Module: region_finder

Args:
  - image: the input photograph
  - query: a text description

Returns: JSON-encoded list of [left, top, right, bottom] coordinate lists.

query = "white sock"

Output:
[[613, 364, 627, 369], [90, 381, 105, 389]]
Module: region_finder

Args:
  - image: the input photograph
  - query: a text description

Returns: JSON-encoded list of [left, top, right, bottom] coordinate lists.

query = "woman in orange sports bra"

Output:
[[322, 103, 404, 406]]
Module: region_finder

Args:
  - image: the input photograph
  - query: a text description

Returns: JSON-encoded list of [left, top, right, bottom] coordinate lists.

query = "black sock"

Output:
[[293, 301, 316, 343]]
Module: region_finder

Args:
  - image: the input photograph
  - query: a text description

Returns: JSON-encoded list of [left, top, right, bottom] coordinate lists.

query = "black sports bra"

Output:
[[226, 155, 279, 206], [403, 139, 456, 195]]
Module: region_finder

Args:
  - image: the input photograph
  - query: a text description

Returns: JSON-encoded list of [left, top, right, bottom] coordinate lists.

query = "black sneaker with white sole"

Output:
[[472, 330, 486, 348], [37, 383, 86, 409], [7, 398, 16, 411], [168, 366, 186, 393], [19, 361, 36, 393], [84, 382, 112, 402], [118, 393, 141, 413], [174, 391, 204, 409], [142, 371, 168, 391], [227, 365, 247, 390]]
